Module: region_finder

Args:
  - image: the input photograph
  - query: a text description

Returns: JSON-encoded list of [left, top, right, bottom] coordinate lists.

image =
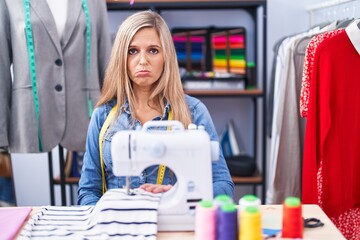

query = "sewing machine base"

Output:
[[158, 214, 195, 231]]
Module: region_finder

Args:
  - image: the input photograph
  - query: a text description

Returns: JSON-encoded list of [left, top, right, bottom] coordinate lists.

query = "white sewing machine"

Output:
[[111, 120, 218, 231]]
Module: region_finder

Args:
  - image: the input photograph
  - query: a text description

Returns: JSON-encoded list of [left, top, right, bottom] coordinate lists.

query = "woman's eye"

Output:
[[149, 48, 159, 54], [128, 48, 138, 55]]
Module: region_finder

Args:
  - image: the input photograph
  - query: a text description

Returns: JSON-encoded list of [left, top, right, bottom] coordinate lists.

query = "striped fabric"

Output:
[[19, 189, 162, 240]]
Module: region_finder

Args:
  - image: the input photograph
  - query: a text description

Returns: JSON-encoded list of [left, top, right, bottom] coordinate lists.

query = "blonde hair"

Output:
[[97, 10, 191, 127]]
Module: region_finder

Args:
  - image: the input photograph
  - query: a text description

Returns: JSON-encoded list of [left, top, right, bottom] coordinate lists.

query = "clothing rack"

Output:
[[306, 0, 360, 26]]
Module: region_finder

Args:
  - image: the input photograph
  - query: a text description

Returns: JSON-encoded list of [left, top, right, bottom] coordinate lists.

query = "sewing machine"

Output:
[[111, 120, 218, 231]]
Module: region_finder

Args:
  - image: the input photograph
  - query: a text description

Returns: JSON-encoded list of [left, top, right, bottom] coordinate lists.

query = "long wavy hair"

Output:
[[97, 10, 191, 128]]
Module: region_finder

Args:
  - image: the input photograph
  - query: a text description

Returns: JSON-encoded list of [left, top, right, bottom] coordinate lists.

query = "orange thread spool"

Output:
[[282, 196, 303, 238]]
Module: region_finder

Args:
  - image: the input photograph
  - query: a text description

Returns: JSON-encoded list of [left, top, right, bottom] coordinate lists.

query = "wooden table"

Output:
[[13, 204, 344, 239], [157, 205, 345, 239]]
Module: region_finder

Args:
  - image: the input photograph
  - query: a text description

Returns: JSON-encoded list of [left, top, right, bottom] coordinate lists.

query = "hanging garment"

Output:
[[266, 21, 340, 204], [267, 36, 286, 138], [302, 19, 360, 240], [19, 189, 162, 239], [267, 26, 323, 204], [0, 0, 111, 153], [299, 29, 344, 118], [291, 21, 339, 167]]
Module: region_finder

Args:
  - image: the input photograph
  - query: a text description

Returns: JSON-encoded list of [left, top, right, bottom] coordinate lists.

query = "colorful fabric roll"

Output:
[[173, 34, 205, 71], [212, 33, 246, 74]]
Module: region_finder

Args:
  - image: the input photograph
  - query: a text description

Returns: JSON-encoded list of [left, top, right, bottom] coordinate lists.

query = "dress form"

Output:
[[46, 0, 68, 39]]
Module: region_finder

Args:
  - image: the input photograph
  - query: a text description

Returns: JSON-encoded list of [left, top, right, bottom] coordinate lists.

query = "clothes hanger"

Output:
[[336, 5, 356, 29], [337, 18, 355, 28]]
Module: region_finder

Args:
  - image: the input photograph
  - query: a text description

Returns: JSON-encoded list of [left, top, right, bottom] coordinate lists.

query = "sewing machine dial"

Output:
[[150, 140, 166, 158]]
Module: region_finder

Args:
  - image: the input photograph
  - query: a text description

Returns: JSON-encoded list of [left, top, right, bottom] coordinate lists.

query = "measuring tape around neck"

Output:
[[23, 0, 92, 151], [99, 107, 173, 194], [156, 109, 173, 185]]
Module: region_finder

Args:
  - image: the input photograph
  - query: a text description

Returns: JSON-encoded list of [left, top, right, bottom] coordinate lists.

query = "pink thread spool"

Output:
[[195, 200, 216, 240], [282, 196, 303, 238]]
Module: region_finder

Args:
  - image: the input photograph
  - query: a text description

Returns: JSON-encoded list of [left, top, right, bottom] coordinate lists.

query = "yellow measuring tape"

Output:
[[99, 106, 172, 194], [99, 106, 117, 195], [156, 110, 172, 185]]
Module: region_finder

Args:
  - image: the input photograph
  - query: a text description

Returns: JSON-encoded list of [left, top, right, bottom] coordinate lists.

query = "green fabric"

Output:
[[230, 49, 245, 56]]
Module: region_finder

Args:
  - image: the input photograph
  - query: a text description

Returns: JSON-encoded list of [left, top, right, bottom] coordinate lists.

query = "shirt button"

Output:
[[55, 59, 62, 66], [55, 84, 63, 92]]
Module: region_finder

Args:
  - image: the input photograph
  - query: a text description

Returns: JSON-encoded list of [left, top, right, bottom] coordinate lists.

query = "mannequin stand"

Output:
[[48, 146, 69, 206]]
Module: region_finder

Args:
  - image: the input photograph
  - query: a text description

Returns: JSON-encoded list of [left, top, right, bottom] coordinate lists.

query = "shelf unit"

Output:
[[106, 0, 267, 203]]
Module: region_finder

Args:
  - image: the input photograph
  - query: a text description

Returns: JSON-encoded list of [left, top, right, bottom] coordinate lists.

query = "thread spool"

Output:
[[246, 61, 256, 89], [239, 206, 262, 240], [217, 203, 238, 240], [281, 196, 303, 238], [195, 200, 216, 240], [214, 194, 233, 238], [214, 194, 233, 207], [239, 194, 261, 210]]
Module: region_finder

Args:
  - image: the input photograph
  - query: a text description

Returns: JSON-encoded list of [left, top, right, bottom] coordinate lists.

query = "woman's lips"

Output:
[[136, 70, 150, 76]]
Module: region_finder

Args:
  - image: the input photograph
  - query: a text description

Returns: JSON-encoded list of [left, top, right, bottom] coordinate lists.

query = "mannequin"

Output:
[[46, 0, 68, 39], [0, 0, 112, 153]]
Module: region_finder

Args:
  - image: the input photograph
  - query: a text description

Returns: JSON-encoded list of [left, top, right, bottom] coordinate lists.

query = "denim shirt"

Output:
[[78, 95, 234, 205]]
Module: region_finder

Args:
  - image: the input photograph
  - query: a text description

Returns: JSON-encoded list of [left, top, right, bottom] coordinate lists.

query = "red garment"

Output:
[[299, 29, 343, 118], [302, 30, 360, 239]]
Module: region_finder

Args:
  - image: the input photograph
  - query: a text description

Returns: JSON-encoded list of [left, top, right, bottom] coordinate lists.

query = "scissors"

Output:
[[304, 218, 324, 228], [263, 218, 324, 239]]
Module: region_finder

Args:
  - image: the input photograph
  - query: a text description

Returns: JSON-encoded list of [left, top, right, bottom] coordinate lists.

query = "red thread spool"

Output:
[[282, 197, 303, 238]]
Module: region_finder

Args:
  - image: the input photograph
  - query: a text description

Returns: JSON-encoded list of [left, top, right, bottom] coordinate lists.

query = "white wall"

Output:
[[267, 0, 324, 81], [12, 0, 326, 206]]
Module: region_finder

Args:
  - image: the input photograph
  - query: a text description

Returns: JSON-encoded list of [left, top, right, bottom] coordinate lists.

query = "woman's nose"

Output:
[[139, 52, 148, 65]]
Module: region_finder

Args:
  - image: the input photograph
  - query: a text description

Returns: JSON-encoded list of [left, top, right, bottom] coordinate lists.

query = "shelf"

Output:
[[106, 0, 266, 10], [231, 170, 262, 184], [184, 88, 263, 97], [54, 177, 80, 185], [107, 0, 264, 2]]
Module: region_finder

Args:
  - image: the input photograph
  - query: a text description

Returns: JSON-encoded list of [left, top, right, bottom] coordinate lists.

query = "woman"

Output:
[[78, 10, 234, 205]]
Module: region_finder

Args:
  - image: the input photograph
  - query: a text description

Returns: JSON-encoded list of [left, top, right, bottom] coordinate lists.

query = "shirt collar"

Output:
[[345, 19, 360, 55], [119, 98, 171, 119], [162, 101, 171, 119]]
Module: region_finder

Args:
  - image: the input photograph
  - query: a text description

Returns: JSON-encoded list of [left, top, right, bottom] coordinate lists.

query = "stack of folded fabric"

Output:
[[19, 189, 162, 240]]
